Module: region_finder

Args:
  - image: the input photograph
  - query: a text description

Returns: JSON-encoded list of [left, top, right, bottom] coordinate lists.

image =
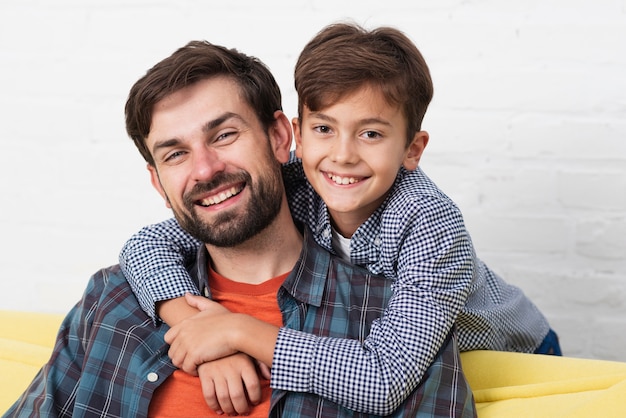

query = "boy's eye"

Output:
[[363, 130, 382, 140], [313, 125, 332, 134]]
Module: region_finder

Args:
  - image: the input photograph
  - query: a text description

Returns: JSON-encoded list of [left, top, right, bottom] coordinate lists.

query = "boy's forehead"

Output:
[[305, 87, 401, 118], [308, 83, 398, 110]]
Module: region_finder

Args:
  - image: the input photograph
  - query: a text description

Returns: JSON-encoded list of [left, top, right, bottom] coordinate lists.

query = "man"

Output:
[[5, 40, 475, 417]]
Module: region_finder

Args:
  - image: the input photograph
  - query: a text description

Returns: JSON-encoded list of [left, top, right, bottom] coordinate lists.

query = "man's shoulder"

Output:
[[82, 264, 150, 319]]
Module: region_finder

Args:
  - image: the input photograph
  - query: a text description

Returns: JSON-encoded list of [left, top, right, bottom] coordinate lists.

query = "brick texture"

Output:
[[1, 0, 624, 361]]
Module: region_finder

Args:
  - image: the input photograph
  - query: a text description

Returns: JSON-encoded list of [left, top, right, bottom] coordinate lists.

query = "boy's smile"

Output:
[[325, 171, 364, 185], [294, 85, 428, 237]]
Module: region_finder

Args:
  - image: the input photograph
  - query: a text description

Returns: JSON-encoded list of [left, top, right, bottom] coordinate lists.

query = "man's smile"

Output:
[[198, 184, 244, 206]]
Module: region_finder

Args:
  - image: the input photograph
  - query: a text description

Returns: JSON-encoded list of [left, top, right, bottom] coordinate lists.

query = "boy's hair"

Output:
[[125, 40, 283, 166], [295, 22, 433, 146]]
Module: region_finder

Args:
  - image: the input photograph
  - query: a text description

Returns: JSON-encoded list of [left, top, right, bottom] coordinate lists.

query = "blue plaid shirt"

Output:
[[5, 228, 475, 417]]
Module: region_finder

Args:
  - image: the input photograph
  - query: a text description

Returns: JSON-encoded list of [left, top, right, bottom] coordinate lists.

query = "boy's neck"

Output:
[[330, 212, 366, 238]]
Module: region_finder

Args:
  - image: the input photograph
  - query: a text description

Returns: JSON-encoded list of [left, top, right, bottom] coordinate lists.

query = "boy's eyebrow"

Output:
[[151, 112, 244, 155], [309, 111, 392, 127]]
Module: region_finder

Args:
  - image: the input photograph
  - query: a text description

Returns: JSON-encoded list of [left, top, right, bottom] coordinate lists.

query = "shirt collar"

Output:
[[190, 224, 328, 308]]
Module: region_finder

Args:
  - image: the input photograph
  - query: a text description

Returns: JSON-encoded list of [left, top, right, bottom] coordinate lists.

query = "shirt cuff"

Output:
[[270, 327, 318, 392]]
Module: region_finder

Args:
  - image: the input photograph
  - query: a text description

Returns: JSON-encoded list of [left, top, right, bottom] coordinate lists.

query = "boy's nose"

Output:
[[330, 136, 358, 164]]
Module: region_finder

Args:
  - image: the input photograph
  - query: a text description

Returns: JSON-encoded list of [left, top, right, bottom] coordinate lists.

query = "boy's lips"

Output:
[[198, 184, 244, 207], [325, 171, 365, 185]]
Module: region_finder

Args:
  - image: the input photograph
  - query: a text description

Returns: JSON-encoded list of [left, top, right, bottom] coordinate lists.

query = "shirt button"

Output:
[[374, 236, 382, 247], [147, 372, 159, 382], [322, 228, 331, 239], [203, 287, 210, 297]]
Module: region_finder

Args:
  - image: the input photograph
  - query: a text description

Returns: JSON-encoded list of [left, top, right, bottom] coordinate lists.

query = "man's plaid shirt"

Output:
[[5, 227, 475, 417]]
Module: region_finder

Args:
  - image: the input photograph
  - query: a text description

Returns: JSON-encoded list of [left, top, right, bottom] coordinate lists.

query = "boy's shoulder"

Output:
[[387, 167, 459, 210]]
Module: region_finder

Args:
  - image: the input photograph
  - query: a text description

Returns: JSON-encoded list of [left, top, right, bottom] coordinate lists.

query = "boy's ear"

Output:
[[403, 131, 429, 171], [269, 111, 293, 163], [292, 117, 303, 159], [148, 164, 172, 209]]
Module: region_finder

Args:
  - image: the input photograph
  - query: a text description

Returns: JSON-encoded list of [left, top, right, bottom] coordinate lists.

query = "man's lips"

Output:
[[325, 171, 365, 185], [198, 184, 244, 207]]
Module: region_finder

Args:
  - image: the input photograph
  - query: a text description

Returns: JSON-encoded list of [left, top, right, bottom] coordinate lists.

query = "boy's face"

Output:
[[293, 85, 428, 237]]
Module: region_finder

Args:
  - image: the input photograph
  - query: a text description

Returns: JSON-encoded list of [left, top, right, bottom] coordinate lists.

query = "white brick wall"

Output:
[[1, 0, 624, 361]]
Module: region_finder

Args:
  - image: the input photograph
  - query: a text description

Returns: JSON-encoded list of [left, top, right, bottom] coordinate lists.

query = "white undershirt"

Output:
[[331, 226, 351, 261]]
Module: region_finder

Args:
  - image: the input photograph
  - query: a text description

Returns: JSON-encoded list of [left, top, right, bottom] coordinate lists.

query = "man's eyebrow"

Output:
[[152, 138, 181, 155], [151, 112, 246, 155], [203, 112, 245, 133]]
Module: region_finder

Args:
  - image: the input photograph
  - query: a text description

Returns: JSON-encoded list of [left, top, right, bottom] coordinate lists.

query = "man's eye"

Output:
[[216, 131, 238, 142], [164, 150, 185, 162]]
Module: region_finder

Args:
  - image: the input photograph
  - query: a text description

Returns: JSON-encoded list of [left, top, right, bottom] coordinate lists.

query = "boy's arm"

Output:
[[119, 217, 202, 324], [164, 205, 472, 416]]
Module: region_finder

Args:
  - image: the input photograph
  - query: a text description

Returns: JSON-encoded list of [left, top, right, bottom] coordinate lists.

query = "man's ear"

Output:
[[403, 131, 429, 171], [292, 117, 303, 159], [148, 164, 172, 208], [269, 110, 294, 163]]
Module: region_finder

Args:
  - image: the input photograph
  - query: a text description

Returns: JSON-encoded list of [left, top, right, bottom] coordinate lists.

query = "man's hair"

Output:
[[294, 22, 433, 145], [125, 40, 282, 165]]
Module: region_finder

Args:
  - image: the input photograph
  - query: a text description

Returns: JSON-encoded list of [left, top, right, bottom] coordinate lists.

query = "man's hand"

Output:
[[198, 353, 263, 416]]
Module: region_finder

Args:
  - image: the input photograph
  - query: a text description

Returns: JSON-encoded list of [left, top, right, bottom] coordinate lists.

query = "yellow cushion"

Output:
[[0, 310, 64, 413], [3, 309, 626, 417], [460, 350, 626, 417]]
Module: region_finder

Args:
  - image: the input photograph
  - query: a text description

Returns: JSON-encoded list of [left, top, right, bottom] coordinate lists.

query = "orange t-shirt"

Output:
[[148, 268, 287, 417]]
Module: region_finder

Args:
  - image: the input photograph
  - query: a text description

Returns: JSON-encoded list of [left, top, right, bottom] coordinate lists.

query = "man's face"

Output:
[[145, 76, 284, 247]]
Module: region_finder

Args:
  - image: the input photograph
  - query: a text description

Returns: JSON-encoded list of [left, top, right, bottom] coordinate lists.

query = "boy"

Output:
[[121, 22, 558, 415]]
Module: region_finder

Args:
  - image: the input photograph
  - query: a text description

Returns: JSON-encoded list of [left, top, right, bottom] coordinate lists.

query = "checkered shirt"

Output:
[[281, 155, 551, 354]]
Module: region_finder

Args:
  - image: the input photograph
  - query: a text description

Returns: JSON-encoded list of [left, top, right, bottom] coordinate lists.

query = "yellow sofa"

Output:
[[2, 309, 626, 417]]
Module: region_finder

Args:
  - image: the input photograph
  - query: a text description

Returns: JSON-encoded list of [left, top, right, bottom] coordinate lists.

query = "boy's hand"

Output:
[[165, 294, 234, 373], [184, 292, 229, 315], [165, 292, 279, 373], [198, 353, 263, 416], [166, 309, 237, 373]]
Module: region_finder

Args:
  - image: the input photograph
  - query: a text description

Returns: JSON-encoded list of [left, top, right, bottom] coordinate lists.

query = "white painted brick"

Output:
[[557, 170, 626, 210], [1, 0, 625, 363]]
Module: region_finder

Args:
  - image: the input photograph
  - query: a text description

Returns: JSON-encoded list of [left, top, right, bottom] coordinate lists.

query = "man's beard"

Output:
[[173, 165, 283, 248]]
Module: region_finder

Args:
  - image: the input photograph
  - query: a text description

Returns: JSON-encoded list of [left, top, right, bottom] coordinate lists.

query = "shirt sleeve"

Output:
[[119, 217, 202, 323], [271, 197, 474, 415]]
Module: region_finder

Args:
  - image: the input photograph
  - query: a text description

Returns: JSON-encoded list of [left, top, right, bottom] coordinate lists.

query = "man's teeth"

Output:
[[327, 173, 360, 185], [200, 186, 242, 206]]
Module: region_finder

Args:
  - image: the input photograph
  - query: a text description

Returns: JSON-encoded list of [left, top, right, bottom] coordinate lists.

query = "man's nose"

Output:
[[191, 147, 226, 182]]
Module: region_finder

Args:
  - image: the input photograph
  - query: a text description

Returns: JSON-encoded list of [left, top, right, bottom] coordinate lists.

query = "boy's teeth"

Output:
[[201, 186, 241, 206], [327, 173, 360, 185]]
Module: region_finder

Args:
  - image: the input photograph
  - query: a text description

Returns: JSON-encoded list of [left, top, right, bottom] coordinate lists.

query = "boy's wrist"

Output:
[[229, 313, 279, 366]]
